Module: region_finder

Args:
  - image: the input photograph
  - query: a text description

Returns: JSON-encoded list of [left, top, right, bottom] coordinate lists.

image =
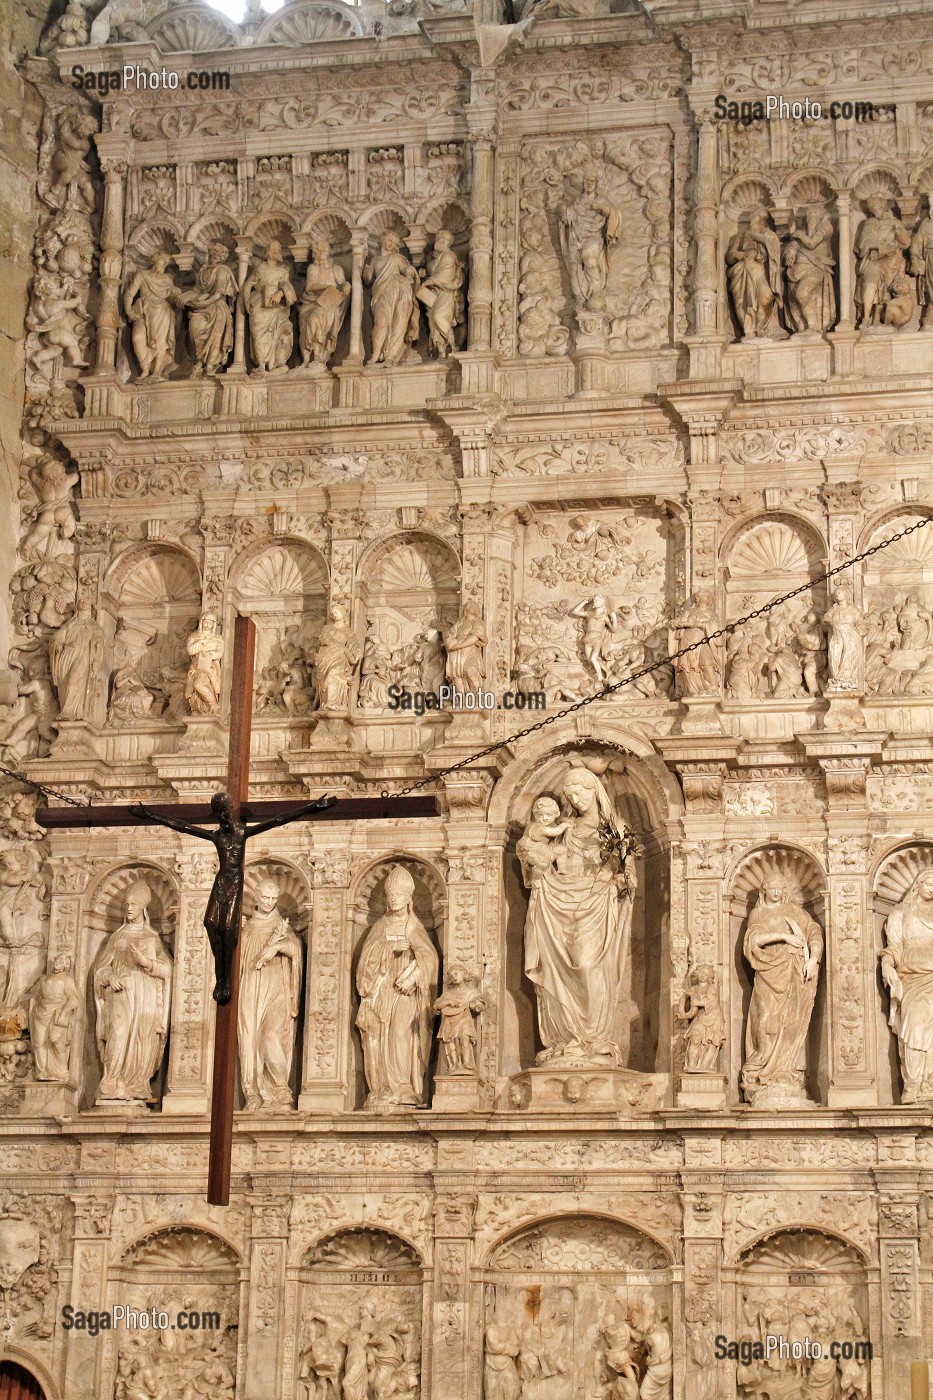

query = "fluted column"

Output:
[[95, 159, 126, 370]]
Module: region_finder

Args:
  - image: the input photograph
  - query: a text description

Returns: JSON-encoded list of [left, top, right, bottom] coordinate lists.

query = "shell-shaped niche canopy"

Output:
[[304, 1228, 421, 1272], [875, 845, 933, 910], [740, 1228, 867, 1271], [255, 0, 363, 44], [123, 1226, 239, 1273], [146, 4, 238, 51], [244, 859, 310, 938], [729, 846, 824, 917]]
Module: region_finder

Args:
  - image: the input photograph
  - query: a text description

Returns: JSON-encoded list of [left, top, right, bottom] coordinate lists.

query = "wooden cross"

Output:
[[37, 615, 438, 1205]]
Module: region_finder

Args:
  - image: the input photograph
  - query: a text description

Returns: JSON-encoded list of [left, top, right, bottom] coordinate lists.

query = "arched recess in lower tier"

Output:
[[477, 1214, 675, 1400]]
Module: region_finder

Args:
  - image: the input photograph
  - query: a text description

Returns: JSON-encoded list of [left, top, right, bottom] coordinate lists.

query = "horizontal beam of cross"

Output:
[[35, 795, 440, 829]]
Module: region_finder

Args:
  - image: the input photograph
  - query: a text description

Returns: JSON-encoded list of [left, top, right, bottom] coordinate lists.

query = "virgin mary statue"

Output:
[[519, 765, 638, 1066]]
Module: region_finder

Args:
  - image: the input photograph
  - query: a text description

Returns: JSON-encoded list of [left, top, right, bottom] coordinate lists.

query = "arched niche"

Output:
[[355, 532, 460, 682], [296, 210, 353, 368], [109, 1227, 239, 1399], [872, 844, 933, 1105], [230, 540, 329, 716], [347, 857, 446, 1111], [861, 512, 933, 697], [722, 515, 827, 701], [294, 1228, 423, 1400], [102, 546, 201, 720], [236, 860, 311, 1111], [481, 1215, 672, 1400], [733, 1230, 872, 1398], [728, 847, 827, 1107], [0, 1359, 50, 1399], [500, 743, 671, 1080], [81, 863, 177, 1110]]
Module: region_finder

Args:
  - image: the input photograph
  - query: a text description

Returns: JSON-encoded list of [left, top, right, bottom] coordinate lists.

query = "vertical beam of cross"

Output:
[[207, 614, 255, 1206]]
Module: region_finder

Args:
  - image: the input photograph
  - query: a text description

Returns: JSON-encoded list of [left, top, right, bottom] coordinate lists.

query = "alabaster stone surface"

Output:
[[4, 0, 933, 1396]]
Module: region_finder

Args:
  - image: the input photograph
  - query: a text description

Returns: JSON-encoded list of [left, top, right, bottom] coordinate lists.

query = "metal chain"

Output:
[[0, 762, 91, 809], [380, 512, 933, 799]]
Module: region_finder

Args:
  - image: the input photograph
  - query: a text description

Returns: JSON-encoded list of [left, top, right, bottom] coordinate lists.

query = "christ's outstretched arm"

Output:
[[129, 804, 219, 842], [246, 794, 336, 838]]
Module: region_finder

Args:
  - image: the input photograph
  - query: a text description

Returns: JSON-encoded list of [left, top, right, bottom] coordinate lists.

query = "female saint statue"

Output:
[[881, 868, 933, 1103], [313, 604, 362, 712], [185, 613, 224, 716], [184, 241, 238, 376], [725, 206, 784, 338], [823, 582, 864, 691], [364, 230, 420, 367], [298, 236, 350, 368], [519, 765, 638, 1066], [242, 239, 296, 374], [355, 865, 438, 1108], [94, 878, 172, 1103], [237, 876, 302, 1111], [740, 875, 823, 1106]]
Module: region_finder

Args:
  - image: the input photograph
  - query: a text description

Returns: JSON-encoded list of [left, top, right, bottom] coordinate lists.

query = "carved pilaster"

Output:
[[430, 1192, 477, 1400], [244, 1196, 290, 1400], [95, 158, 126, 371], [162, 846, 215, 1114]]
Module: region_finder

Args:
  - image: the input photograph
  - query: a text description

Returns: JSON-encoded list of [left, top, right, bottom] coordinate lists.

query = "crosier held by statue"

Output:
[[129, 791, 335, 1003]]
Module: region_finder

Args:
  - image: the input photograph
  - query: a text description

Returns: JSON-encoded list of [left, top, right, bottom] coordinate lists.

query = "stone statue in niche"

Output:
[[443, 602, 487, 693], [558, 171, 621, 314], [48, 598, 107, 722], [881, 868, 933, 1104], [740, 874, 823, 1108], [416, 230, 464, 357], [108, 621, 156, 725], [94, 878, 172, 1104], [313, 604, 362, 713], [910, 191, 933, 329], [855, 194, 911, 328], [238, 876, 302, 1112], [29, 954, 78, 1081], [433, 964, 484, 1075], [0, 848, 48, 1016], [823, 581, 863, 691], [355, 864, 438, 1109], [298, 236, 350, 370], [124, 252, 183, 381], [782, 204, 836, 334], [242, 239, 296, 374], [20, 452, 79, 560], [358, 624, 393, 710], [519, 764, 638, 1067], [517, 796, 572, 883], [184, 613, 224, 716], [670, 590, 720, 697], [677, 965, 725, 1073], [364, 230, 420, 366], [726, 207, 784, 339], [184, 242, 238, 377]]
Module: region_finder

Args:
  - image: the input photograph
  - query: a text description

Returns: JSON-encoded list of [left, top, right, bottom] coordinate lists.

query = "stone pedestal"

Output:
[[500, 1066, 669, 1113], [178, 714, 226, 754], [308, 710, 360, 750], [432, 1073, 483, 1113], [676, 1070, 728, 1109], [675, 695, 725, 735], [21, 1080, 79, 1117]]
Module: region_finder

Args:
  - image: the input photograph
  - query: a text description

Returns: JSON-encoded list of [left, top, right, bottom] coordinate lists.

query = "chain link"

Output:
[[380, 512, 933, 799], [0, 763, 91, 809]]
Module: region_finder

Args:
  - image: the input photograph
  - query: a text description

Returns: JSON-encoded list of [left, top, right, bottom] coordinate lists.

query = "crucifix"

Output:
[[37, 615, 438, 1205]]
